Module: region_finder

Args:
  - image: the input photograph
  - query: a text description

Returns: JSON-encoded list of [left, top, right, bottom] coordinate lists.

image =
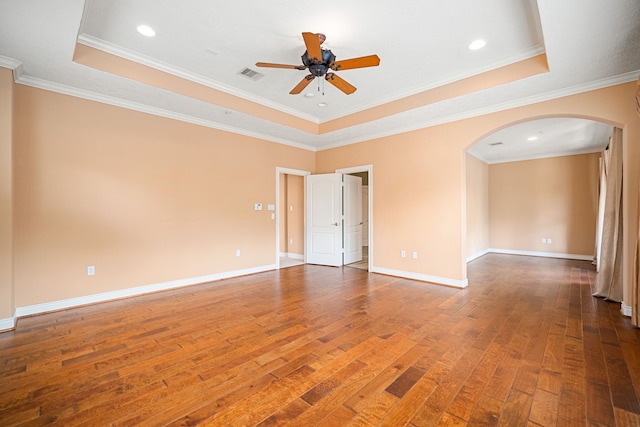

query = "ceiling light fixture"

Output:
[[137, 25, 156, 37], [468, 39, 486, 50], [318, 102, 328, 107], [527, 136, 538, 141]]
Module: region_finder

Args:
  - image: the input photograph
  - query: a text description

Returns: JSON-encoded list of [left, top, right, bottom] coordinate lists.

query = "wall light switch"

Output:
[[87, 265, 95, 276], [547, 238, 552, 244], [267, 204, 275, 211], [271, 213, 275, 220], [236, 249, 241, 256], [401, 250, 406, 258], [541, 238, 546, 244], [412, 251, 418, 259]]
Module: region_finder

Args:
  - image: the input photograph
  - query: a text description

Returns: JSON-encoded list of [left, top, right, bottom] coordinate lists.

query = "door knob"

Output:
[[332, 222, 339, 226]]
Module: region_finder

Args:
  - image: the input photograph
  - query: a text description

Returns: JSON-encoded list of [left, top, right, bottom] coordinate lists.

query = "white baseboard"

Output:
[[0, 317, 16, 332], [466, 249, 491, 262], [487, 248, 593, 261], [13, 264, 277, 320], [371, 267, 468, 288], [621, 303, 632, 317]]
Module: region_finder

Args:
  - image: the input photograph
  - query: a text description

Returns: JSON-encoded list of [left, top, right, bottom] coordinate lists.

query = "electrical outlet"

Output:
[[412, 251, 418, 259], [401, 250, 406, 258], [547, 238, 552, 244], [235, 249, 241, 256], [87, 265, 95, 276]]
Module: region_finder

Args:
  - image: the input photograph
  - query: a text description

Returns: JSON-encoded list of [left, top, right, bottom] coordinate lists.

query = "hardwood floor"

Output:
[[1, 254, 640, 426]]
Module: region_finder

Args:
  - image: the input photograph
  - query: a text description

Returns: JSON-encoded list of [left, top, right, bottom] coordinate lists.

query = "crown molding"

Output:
[[321, 46, 547, 122], [77, 34, 321, 124], [16, 73, 317, 152], [317, 70, 640, 151]]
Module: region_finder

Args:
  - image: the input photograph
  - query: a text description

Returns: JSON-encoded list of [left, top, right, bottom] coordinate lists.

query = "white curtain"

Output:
[[593, 127, 623, 301]]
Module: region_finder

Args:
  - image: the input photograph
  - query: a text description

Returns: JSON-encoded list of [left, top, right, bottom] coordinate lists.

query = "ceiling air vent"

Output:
[[489, 141, 504, 146], [238, 67, 265, 81]]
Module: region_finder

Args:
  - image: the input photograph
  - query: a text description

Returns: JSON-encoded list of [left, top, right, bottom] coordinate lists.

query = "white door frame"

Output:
[[275, 167, 310, 269], [336, 165, 373, 271]]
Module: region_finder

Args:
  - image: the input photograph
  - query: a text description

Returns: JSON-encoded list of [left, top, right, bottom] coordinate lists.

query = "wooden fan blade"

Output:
[[255, 62, 303, 69], [325, 73, 356, 95], [290, 75, 315, 94], [302, 32, 323, 63], [332, 55, 380, 71]]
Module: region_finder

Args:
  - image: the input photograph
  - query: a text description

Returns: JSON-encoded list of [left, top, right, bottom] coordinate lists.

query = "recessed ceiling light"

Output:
[[468, 39, 486, 50], [305, 93, 315, 98], [137, 25, 156, 37], [527, 136, 538, 141], [318, 102, 328, 107]]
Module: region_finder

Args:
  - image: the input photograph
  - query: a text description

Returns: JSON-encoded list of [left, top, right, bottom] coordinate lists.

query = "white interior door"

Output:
[[305, 173, 343, 266], [343, 175, 363, 264]]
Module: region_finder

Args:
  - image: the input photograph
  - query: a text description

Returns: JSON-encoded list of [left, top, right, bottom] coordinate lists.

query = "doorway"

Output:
[[276, 165, 373, 272], [276, 167, 310, 269], [328, 165, 372, 271]]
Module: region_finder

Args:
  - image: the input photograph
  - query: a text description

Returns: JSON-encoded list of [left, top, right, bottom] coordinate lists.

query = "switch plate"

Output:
[[547, 238, 552, 244], [87, 265, 95, 276], [267, 204, 275, 211], [235, 249, 241, 256], [401, 250, 406, 258], [412, 251, 418, 259], [541, 238, 546, 244], [271, 213, 275, 219]]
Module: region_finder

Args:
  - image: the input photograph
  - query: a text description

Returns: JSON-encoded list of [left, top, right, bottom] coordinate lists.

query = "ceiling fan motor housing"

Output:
[[302, 49, 336, 77]]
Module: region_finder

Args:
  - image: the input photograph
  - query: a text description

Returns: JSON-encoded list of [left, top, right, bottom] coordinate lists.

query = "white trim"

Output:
[[0, 317, 16, 332], [621, 304, 632, 317], [15, 74, 317, 152], [488, 248, 593, 261], [77, 35, 320, 124], [466, 249, 491, 262], [14, 264, 276, 319], [4, 54, 638, 152], [372, 267, 469, 288], [317, 70, 640, 151], [321, 46, 546, 122]]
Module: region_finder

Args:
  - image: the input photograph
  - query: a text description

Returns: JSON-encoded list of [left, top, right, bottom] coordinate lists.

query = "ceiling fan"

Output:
[[255, 32, 380, 95]]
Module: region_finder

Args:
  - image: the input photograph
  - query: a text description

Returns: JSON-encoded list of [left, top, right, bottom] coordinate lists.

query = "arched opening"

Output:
[[464, 116, 615, 267]]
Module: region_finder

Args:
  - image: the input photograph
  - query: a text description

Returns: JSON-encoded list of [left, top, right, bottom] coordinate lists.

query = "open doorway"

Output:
[[337, 165, 373, 272], [276, 167, 310, 269]]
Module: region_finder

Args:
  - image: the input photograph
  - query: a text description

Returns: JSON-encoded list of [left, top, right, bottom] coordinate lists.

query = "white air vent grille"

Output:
[[238, 67, 265, 81]]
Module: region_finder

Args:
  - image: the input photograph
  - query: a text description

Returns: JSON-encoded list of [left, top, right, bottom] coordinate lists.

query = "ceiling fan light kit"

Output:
[[256, 32, 380, 95]]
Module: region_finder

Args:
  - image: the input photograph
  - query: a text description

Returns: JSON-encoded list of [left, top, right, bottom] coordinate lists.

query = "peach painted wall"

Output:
[[5, 77, 640, 317], [278, 174, 304, 256], [316, 129, 468, 282], [0, 68, 13, 320], [489, 153, 599, 256], [286, 175, 304, 256], [12, 85, 315, 308], [317, 82, 639, 305], [465, 154, 489, 259]]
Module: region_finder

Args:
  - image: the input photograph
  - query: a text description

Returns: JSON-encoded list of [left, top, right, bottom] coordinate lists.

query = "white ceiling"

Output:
[[1, 0, 639, 162]]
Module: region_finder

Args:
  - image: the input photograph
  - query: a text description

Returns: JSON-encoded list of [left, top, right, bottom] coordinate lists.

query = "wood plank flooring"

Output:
[[1, 254, 640, 426]]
